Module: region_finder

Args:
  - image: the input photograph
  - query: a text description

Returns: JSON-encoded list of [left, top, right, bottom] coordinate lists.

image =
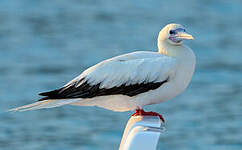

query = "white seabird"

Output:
[[9, 23, 196, 122]]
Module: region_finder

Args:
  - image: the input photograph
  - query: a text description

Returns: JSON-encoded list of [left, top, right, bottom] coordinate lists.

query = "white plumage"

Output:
[[67, 51, 177, 89], [9, 23, 196, 113]]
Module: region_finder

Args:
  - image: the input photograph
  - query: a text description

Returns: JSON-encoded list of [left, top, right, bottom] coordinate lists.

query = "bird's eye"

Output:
[[169, 30, 175, 34]]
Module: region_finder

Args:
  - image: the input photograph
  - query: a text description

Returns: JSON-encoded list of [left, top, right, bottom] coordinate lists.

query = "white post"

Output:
[[119, 116, 165, 150]]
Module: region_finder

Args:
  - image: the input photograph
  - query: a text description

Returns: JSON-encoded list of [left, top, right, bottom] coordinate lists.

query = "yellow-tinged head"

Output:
[[158, 23, 194, 46]]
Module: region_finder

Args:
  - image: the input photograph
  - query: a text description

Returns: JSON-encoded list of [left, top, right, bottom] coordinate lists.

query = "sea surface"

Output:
[[0, 0, 241, 150]]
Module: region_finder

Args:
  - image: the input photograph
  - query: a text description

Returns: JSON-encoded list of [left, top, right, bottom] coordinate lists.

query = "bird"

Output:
[[9, 23, 196, 122]]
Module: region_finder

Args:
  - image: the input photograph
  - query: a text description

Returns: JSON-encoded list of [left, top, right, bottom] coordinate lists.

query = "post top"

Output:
[[119, 116, 165, 150]]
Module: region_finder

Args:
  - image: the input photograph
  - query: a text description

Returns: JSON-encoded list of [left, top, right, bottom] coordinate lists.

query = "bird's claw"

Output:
[[132, 109, 165, 123]]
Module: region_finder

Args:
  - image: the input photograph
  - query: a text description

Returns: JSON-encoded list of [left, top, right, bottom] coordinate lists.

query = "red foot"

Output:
[[132, 109, 165, 123]]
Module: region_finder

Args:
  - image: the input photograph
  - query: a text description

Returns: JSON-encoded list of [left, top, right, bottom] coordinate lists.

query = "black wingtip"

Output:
[[39, 89, 62, 96], [38, 96, 50, 101], [38, 88, 64, 101], [39, 92, 48, 96]]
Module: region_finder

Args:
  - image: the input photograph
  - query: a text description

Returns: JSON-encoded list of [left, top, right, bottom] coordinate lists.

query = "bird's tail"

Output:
[[8, 99, 80, 112]]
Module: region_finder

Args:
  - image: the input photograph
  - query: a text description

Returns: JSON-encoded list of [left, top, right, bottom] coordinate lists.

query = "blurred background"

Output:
[[0, 0, 241, 150]]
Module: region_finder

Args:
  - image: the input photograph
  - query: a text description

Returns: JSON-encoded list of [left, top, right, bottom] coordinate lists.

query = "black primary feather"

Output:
[[38, 78, 169, 101]]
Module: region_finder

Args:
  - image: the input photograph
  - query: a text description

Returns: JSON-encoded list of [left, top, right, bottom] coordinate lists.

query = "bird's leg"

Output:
[[132, 109, 144, 116], [132, 109, 165, 123]]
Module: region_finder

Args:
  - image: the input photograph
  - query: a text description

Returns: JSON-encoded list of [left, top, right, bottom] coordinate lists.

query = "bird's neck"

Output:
[[158, 40, 184, 57], [158, 40, 196, 67]]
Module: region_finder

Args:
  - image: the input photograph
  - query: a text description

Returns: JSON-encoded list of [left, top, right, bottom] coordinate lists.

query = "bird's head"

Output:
[[158, 23, 194, 46]]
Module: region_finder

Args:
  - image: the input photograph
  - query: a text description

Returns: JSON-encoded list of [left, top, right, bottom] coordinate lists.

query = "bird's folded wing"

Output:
[[39, 54, 177, 100], [79, 56, 176, 88]]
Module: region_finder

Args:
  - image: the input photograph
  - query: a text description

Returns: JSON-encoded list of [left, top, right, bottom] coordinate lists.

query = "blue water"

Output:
[[0, 0, 241, 150]]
